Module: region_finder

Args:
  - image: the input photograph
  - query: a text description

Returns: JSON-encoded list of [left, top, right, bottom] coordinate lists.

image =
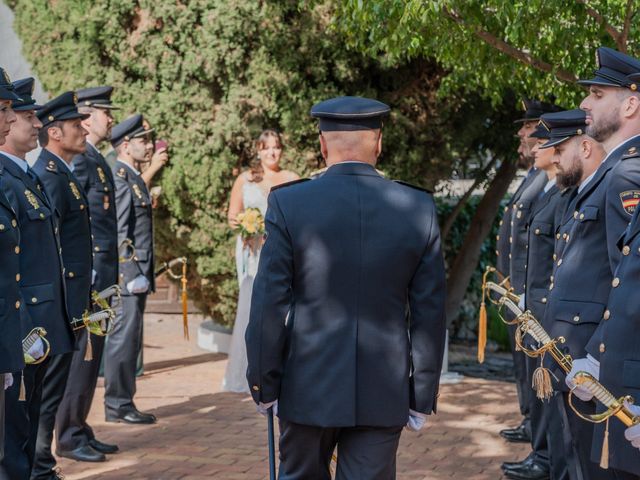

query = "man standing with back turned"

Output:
[[245, 96, 447, 479]]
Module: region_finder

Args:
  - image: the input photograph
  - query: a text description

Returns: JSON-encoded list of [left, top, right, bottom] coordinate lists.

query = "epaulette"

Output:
[[393, 180, 432, 194], [621, 145, 640, 160], [115, 166, 128, 179], [270, 178, 310, 192], [46, 159, 58, 172]]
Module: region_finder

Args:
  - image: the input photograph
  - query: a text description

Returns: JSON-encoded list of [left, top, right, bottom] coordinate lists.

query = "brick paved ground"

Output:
[[56, 313, 528, 479]]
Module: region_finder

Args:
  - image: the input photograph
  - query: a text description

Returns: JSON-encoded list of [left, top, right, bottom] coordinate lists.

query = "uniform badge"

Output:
[[132, 184, 143, 199], [97, 166, 107, 184], [620, 190, 640, 215], [24, 189, 39, 209], [46, 160, 56, 171], [116, 167, 126, 178], [103, 194, 110, 211], [69, 182, 81, 200]]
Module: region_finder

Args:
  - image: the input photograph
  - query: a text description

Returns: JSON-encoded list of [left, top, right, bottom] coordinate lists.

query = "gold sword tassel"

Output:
[[181, 259, 189, 340]]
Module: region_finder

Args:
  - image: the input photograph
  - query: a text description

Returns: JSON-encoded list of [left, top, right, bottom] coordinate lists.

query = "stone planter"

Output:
[[197, 319, 232, 354]]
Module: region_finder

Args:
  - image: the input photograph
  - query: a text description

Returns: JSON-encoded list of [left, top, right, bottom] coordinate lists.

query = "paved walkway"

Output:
[[56, 313, 528, 479]]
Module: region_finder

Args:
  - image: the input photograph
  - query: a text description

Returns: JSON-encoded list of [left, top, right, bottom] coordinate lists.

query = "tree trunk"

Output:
[[441, 156, 498, 241], [444, 156, 518, 329]]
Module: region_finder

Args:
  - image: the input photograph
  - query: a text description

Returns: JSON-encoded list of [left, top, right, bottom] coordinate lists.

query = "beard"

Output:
[[586, 107, 620, 142], [556, 154, 583, 189]]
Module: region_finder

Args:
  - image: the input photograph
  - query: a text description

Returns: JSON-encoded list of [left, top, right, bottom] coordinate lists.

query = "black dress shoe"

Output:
[[56, 444, 106, 463], [502, 453, 535, 471], [504, 461, 550, 480], [499, 423, 531, 443], [106, 409, 157, 424], [89, 438, 119, 454]]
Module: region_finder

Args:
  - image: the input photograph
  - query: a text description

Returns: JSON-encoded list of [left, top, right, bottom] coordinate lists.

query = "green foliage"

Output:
[[10, 0, 477, 326], [337, 0, 639, 105]]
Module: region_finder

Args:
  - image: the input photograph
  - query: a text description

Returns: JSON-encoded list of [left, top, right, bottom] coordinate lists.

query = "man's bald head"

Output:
[[319, 129, 382, 166]]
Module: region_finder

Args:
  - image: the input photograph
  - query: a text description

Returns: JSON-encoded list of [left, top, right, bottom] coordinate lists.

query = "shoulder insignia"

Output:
[[619, 190, 640, 215], [24, 189, 40, 209], [622, 145, 640, 160], [116, 167, 126, 178], [69, 182, 81, 200], [132, 183, 143, 199], [393, 180, 432, 194], [270, 178, 310, 192], [46, 160, 57, 172], [97, 166, 107, 184]]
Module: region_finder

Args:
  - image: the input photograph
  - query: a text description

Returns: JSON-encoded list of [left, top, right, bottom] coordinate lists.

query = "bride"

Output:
[[222, 130, 299, 393]]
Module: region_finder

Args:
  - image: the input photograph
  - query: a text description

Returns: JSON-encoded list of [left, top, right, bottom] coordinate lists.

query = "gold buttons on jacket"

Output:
[[535, 228, 540, 235], [549, 283, 554, 290], [579, 213, 584, 220], [496, 235, 500, 241], [573, 315, 580, 323], [557, 259, 563, 266], [31, 297, 37, 303], [15, 300, 20, 309], [562, 233, 567, 240], [603, 310, 610, 320], [553, 254, 557, 261], [612, 277, 620, 288], [623, 245, 631, 256], [556, 233, 561, 239], [252, 385, 260, 391], [15, 274, 20, 282], [94, 246, 100, 252], [39, 213, 44, 219], [11, 219, 16, 227], [14, 246, 20, 254], [68, 272, 75, 278], [541, 297, 547, 304], [517, 211, 522, 219], [509, 236, 513, 243], [0, 224, 5, 231], [573, 211, 578, 219], [599, 343, 606, 353]]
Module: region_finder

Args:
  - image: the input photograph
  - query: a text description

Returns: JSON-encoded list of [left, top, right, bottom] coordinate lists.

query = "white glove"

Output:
[[91, 269, 97, 285], [27, 338, 45, 360], [624, 403, 640, 450], [565, 354, 600, 401], [127, 275, 150, 294], [518, 295, 525, 311], [257, 400, 278, 417], [405, 409, 427, 432], [3, 373, 13, 390]]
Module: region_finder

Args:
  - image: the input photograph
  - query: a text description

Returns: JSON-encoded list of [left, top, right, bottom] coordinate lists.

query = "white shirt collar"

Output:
[[544, 178, 555, 193], [48, 150, 75, 173], [118, 159, 140, 175], [1, 151, 28, 173]]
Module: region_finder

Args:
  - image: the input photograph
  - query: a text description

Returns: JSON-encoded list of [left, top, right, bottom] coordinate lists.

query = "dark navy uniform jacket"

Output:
[[72, 143, 118, 291], [0, 153, 73, 356], [245, 162, 447, 428], [113, 160, 155, 294], [544, 137, 640, 390], [510, 171, 547, 295], [496, 168, 544, 279], [524, 183, 562, 321], [33, 148, 93, 321], [0, 168, 27, 373], [582, 146, 640, 476]]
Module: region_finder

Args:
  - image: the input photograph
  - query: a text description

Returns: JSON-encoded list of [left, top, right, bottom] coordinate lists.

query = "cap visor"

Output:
[[13, 103, 43, 111], [577, 78, 620, 88], [0, 87, 22, 102], [93, 104, 120, 110], [57, 111, 91, 121], [540, 136, 572, 149], [513, 117, 540, 124]]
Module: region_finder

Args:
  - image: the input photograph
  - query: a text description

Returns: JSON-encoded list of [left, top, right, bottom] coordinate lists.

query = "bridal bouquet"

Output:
[[235, 207, 265, 240]]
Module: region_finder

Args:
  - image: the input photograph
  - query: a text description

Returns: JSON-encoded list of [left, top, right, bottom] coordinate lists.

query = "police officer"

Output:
[[0, 79, 73, 480], [539, 108, 618, 480], [54, 86, 120, 463], [0, 67, 24, 476], [503, 123, 568, 480], [103, 114, 156, 424], [246, 96, 447, 478], [563, 47, 640, 480], [498, 99, 559, 445], [31, 92, 93, 480]]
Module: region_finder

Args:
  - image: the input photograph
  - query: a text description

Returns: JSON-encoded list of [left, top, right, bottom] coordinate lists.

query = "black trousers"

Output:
[[1, 359, 50, 480], [0, 376, 5, 473], [55, 330, 105, 451], [507, 319, 531, 422], [525, 355, 550, 465], [104, 293, 146, 416], [31, 353, 73, 480], [278, 418, 403, 480]]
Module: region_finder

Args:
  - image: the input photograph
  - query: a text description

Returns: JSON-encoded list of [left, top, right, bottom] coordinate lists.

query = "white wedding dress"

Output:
[[222, 182, 268, 393]]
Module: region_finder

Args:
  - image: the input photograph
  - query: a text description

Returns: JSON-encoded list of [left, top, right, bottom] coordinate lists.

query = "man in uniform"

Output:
[[103, 114, 156, 424], [0, 80, 73, 480], [245, 96, 447, 478], [539, 108, 617, 480], [31, 92, 93, 480], [54, 86, 120, 463], [0, 67, 24, 476], [498, 99, 559, 447], [563, 47, 640, 479], [503, 123, 568, 480]]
